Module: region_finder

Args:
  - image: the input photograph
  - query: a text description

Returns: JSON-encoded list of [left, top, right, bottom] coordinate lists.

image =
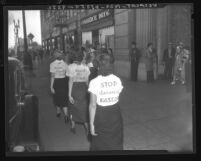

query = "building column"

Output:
[[114, 9, 130, 79], [167, 4, 192, 48], [156, 7, 168, 77], [136, 9, 157, 81]]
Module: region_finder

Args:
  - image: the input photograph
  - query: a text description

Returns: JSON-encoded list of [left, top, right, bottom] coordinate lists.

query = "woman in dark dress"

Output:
[[88, 53, 124, 150], [68, 52, 91, 137], [50, 50, 70, 124]]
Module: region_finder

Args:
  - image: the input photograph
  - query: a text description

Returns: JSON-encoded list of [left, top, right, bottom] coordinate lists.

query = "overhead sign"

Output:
[[68, 22, 76, 31], [81, 9, 113, 26], [62, 22, 76, 34]]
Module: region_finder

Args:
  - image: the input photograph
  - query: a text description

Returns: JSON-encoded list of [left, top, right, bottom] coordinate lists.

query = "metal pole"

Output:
[[22, 10, 28, 54]]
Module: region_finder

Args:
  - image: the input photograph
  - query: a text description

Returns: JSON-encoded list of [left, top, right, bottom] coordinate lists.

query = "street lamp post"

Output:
[[13, 19, 20, 57], [22, 10, 28, 55]]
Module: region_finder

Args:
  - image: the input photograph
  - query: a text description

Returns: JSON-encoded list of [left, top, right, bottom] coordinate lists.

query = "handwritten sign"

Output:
[[50, 60, 67, 78], [68, 64, 90, 82], [88, 75, 123, 106]]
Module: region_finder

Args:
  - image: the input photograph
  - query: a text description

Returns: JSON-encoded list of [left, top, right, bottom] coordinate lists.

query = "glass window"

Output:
[[99, 26, 114, 45], [73, 10, 77, 16], [82, 32, 92, 45]]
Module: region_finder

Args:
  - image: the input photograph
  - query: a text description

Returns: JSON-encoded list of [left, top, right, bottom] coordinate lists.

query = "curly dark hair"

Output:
[[73, 51, 84, 62], [98, 53, 114, 76]]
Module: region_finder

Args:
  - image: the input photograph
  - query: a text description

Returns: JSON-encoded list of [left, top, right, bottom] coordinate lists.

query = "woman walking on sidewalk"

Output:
[[88, 53, 124, 150], [67, 51, 91, 138], [50, 50, 70, 124]]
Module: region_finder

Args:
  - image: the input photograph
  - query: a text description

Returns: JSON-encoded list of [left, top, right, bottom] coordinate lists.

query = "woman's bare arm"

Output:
[[89, 93, 97, 128]]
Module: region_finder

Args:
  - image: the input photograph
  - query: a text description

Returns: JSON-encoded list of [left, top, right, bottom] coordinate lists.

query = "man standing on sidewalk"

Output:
[[130, 42, 141, 81], [163, 42, 176, 81]]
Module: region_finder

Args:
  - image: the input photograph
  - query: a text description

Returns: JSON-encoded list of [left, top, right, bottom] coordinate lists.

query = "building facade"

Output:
[[40, 4, 192, 80]]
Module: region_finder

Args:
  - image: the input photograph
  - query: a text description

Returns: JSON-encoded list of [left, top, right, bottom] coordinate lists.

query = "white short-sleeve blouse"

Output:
[[67, 63, 90, 82], [50, 60, 68, 78]]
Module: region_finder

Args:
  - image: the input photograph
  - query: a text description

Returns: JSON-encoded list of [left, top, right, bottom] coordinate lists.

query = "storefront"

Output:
[[62, 22, 78, 51], [52, 27, 61, 50], [81, 9, 114, 50]]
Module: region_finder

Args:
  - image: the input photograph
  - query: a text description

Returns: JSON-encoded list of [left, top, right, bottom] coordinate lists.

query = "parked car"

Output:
[[6, 56, 40, 152]]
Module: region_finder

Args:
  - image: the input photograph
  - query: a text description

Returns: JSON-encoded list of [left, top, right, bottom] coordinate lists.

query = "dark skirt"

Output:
[[91, 103, 123, 151], [69, 82, 89, 123], [53, 77, 69, 107]]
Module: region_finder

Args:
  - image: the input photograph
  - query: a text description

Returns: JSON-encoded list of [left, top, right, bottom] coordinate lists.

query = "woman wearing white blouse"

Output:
[[67, 52, 91, 137], [88, 53, 124, 150], [50, 50, 70, 124]]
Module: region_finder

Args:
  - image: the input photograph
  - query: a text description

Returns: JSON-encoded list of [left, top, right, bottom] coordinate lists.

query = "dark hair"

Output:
[[85, 54, 91, 64], [98, 53, 114, 76], [81, 47, 86, 52], [132, 42, 136, 45], [107, 48, 113, 54], [74, 51, 84, 62], [147, 43, 153, 48]]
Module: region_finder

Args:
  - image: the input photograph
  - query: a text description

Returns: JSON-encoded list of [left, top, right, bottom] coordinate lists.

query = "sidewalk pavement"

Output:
[[31, 57, 193, 152]]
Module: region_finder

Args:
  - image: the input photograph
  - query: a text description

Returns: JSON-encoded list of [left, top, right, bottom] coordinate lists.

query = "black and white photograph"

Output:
[[5, 3, 194, 153]]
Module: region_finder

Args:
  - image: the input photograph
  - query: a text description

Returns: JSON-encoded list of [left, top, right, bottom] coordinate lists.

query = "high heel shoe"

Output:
[[56, 113, 61, 118], [64, 116, 69, 124], [84, 125, 91, 142], [70, 127, 76, 134], [70, 121, 76, 134]]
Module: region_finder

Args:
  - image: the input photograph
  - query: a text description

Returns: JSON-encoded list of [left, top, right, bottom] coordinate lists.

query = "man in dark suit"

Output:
[[130, 42, 141, 81], [163, 42, 176, 81]]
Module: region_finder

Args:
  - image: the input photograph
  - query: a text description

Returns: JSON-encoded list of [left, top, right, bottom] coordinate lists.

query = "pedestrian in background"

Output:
[[163, 42, 176, 81], [130, 42, 141, 81], [50, 50, 70, 124], [145, 43, 157, 83], [107, 48, 115, 64], [23, 50, 34, 90], [171, 42, 190, 85], [39, 48, 44, 63], [67, 52, 91, 138], [88, 53, 124, 150]]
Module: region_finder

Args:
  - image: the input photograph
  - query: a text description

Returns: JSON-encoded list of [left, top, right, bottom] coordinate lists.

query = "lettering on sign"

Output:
[[100, 97, 118, 103], [97, 80, 121, 105], [74, 69, 88, 81], [81, 10, 112, 25], [101, 81, 117, 88], [68, 23, 76, 31]]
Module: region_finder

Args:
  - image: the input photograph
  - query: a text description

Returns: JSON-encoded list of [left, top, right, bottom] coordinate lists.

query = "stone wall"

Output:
[[114, 9, 130, 79], [113, 5, 192, 80], [167, 4, 192, 48]]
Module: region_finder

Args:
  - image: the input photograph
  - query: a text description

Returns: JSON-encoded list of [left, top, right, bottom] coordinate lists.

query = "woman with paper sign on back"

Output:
[[88, 52, 124, 150], [67, 51, 91, 140]]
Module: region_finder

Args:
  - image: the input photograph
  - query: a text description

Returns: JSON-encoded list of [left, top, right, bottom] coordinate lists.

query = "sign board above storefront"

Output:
[[62, 27, 68, 33], [81, 9, 113, 26], [62, 22, 77, 34], [52, 28, 60, 37], [68, 22, 76, 31]]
